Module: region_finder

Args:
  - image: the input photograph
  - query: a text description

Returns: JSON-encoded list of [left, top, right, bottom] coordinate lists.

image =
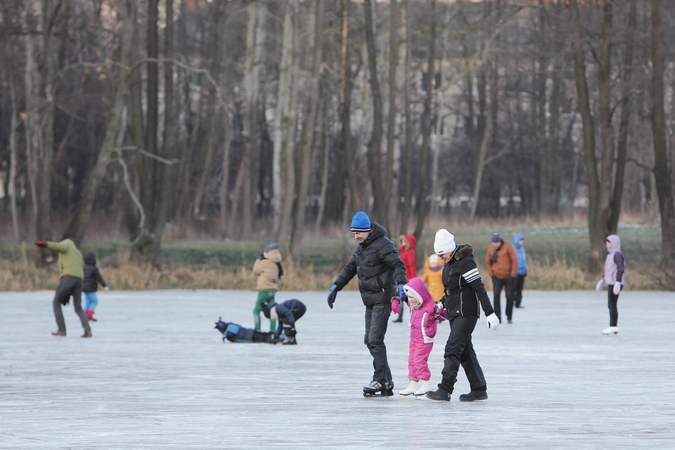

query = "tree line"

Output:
[[0, 0, 674, 272]]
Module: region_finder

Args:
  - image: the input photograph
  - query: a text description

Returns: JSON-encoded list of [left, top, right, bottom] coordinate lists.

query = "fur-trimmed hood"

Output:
[[453, 244, 473, 261]]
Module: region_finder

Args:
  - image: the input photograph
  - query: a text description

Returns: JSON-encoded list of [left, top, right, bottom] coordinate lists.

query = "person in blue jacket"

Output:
[[513, 233, 528, 309], [261, 299, 307, 345], [214, 318, 279, 343]]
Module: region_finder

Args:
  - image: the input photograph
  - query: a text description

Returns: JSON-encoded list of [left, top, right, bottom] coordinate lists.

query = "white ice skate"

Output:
[[602, 326, 618, 335], [398, 380, 420, 397], [413, 380, 434, 397]]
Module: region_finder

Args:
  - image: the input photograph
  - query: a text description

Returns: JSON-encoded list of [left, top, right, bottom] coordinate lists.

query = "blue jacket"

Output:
[[513, 234, 528, 276], [268, 299, 306, 336]]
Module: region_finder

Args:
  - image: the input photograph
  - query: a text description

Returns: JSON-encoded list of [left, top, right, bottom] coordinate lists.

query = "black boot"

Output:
[[426, 386, 451, 401], [458, 389, 488, 402]]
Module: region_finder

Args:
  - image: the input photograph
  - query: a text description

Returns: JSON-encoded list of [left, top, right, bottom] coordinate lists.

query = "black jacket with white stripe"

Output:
[[441, 244, 495, 320]]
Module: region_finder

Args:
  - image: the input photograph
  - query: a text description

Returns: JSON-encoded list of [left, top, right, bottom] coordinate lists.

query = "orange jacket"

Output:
[[485, 240, 518, 279], [419, 255, 444, 303]]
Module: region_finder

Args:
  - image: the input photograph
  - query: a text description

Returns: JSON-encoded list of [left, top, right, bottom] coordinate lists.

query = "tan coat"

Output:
[[253, 249, 282, 291], [485, 241, 518, 279]]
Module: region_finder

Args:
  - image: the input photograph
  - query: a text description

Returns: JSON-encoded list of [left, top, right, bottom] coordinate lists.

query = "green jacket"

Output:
[[46, 239, 84, 279]]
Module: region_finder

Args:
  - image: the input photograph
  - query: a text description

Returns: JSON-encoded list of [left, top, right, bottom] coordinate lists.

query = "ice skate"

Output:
[[602, 326, 618, 335], [398, 380, 420, 397], [282, 337, 297, 345], [363, 380, 393, 397], [459, 390, 488, 402], [413, 380, 434, 397]]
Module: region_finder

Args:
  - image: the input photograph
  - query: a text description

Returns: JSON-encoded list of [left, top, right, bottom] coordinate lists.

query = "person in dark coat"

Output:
[[261, 299, 306, 345], [326, 211, 408, 396], [426, 229, 499, 402], [82, 251, 108, 322]]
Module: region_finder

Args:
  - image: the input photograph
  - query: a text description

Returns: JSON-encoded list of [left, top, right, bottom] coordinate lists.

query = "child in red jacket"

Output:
[[394, 234, 417, 323]]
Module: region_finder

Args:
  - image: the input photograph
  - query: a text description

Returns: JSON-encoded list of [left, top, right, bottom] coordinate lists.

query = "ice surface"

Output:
[[2, 289, 675, 449]]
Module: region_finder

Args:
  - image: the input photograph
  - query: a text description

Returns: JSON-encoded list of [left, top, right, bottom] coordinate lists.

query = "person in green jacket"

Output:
[[35, 239, 92, 338]]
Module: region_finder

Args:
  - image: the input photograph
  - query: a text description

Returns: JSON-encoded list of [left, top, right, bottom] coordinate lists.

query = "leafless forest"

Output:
[[1, 0, 674, 270]]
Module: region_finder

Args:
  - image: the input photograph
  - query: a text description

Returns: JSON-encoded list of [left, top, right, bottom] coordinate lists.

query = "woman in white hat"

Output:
[[426, 229, 500, 402]]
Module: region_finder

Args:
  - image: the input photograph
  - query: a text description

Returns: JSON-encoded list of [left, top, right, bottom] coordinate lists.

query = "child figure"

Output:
[[392, 277, 446, 397], [512, 234, 528, 308], [252, 243, 283, 331], [83, 251, 109, 322], [595, 235, 626, 335], [394, 234, 417, 323], [420, 254, 444, 303]]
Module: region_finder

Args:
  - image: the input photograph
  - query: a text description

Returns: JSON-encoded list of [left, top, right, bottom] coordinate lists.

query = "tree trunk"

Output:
[[20, 5, 39, 222], [413, 0, 436, 239], [315, 97, 330, 233], [6, 41, 20, 241], [650, 0, 675, 265], [400, 0, 412, 234], [385, 0, 398, 208], [569, 0, 603, 273], [339, 0, 357, 215], [62, 0, 135, 246], [273, 0, 297, 236], [290, 0, 325, 263], [608, 0, 636, 234], [363, 0, 386, 228]]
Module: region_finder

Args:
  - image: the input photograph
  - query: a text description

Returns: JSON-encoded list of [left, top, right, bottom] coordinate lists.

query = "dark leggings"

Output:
[[607, 285, 621, 327]]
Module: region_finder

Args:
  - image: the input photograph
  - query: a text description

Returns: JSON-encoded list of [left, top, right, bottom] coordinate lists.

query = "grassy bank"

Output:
[[0, 222, 668, 291]]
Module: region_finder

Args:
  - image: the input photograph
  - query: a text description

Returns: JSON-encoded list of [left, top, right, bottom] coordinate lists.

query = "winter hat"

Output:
[[263, 243, 280, 253], [491, 233, 502, 243], [404, 277, 433, 309], [434, 229, 457, 255], [350, 211, 372, 232], [429, 254, 441, 266]]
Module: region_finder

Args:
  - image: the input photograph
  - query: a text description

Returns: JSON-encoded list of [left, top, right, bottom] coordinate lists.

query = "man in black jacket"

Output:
[[326, 211, 408, 396]]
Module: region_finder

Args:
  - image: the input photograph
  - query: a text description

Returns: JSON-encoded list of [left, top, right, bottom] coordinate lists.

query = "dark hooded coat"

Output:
[[83, 252, 107, 293]]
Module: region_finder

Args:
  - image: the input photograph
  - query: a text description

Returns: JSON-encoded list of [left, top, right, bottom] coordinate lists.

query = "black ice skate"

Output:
[[362, 380, 393, 397]]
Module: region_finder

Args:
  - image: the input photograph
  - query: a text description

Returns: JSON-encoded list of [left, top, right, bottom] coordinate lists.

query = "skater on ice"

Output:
[[214, 318, 280, 344], [82, 251, 109, 322], [426, 229, 499, 402], [36, 238, 92, 338], [326, 211, 407, 397], [394, 277, 446, 398], [393, 234, 417, 323], [485, 232, 518, 324], [261, 299, 306, 345], [595, 234, 626, 335], [420, 254, 444, 303], [252, 243, 284, 332], [512, 234, 528, 309]]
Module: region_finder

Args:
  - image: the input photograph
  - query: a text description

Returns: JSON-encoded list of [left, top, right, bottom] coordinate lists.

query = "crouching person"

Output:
[[214, 318, 279, 344], [261, 299, 306, 345]]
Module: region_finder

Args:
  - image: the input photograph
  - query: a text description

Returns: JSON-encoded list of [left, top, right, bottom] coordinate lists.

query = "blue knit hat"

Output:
[[350, 211, 372, 232]]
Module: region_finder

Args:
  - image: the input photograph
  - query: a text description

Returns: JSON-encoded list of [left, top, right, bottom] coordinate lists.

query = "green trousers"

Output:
[[253, 290, 277, 332]]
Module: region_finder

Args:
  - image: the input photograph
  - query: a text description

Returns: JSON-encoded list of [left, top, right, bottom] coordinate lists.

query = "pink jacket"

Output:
[[405, 278, 441, 344]]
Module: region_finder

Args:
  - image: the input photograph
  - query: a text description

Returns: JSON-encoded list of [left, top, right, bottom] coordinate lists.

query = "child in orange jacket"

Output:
[[420, 254, 444, 303]]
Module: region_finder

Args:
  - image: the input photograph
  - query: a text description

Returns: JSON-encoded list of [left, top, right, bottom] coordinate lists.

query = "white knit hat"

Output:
[[434, 229, 457, 255]]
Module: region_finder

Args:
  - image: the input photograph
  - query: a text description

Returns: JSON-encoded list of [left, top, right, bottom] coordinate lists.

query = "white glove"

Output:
[[612, 283, 621, 295], [486, 313, 499, 331], [595, 279, 604, 292], [104, 286, 110, 293]]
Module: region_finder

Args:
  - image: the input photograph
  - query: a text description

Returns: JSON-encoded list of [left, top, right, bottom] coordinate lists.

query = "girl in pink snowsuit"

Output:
[[392, 277, 446, 397]]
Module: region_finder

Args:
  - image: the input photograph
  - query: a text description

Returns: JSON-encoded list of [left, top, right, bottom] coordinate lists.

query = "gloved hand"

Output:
[[35, 240, 47, 247], [104, 286, 110, 293], [486, 313, 499, 331], [327, 284, 338, 309], [391, 297, 401, 315], [595, 279, 604, 292], [398, 284, 407, 301], [613, 283, 621, 295], [433, 305, 446, 321]]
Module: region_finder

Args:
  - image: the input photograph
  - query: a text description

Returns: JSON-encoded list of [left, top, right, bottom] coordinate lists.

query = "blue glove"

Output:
[[327, 284, 338, 309], [398, 284, 407, 301]]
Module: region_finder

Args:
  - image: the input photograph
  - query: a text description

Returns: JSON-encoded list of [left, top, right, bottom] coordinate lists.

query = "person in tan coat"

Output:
[[485, 233, 518, 324], [252, 243, 283, 331]]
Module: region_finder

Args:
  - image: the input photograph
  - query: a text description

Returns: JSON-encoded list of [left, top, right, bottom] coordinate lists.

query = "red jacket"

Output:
[[399, 234, 417, 280]]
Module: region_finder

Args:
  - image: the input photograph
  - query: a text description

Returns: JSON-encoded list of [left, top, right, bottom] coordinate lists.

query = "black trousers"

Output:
[[514, 274, 526, 307], [364, 302, 392, 385], [440, 316, 486, 393], [492, 276, 515, 321], [607, 285, 621, 327], [53, 276, 90, 333]]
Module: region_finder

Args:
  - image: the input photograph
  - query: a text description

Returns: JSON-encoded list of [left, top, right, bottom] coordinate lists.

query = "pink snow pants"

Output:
[[408, 340, 434, 381]]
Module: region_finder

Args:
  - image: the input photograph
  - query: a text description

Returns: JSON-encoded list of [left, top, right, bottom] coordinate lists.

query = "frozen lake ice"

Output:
[[2, 288, 675, 449]]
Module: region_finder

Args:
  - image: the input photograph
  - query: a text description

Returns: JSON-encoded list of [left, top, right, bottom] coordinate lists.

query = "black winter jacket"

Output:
[[441, 244, 494, 320], [83, 252, 107, 293], [334, 223, 407, 306]]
